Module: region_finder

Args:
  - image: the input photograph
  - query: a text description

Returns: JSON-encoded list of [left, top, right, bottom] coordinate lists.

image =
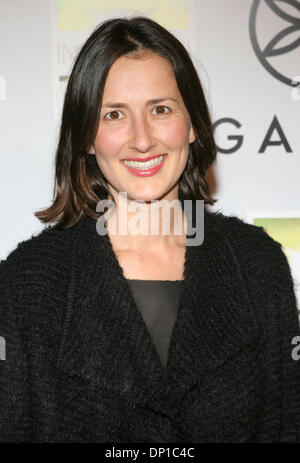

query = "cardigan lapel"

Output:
[[56, 205, 261, 409], [164, 215, 262, 404], [56, 211, 168, 405]]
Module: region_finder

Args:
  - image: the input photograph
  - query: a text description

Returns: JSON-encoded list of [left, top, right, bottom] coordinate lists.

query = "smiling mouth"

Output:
[[123, 155, 165, 170]]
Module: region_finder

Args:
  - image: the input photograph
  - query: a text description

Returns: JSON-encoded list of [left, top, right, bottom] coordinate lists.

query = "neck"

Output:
[[103, 193, 187, 251]]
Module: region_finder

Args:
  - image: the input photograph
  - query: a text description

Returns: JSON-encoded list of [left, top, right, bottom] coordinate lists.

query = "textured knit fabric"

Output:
[[126, 279, 182, 368], [0, 206, 300, 443]]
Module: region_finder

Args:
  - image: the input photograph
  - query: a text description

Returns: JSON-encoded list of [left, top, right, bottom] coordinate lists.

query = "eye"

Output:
[[104, 110, 123, 121], [153, 105, 170, 115]]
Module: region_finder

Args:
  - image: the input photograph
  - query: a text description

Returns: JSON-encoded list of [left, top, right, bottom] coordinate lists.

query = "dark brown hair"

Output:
[[35, 16, 217, 228]]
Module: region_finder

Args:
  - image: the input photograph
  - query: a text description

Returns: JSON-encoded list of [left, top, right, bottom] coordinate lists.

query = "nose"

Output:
[[128, 114, 156, 153]]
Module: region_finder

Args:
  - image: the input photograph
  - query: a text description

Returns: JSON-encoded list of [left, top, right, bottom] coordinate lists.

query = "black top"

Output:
[[126, 279, 183, 368]]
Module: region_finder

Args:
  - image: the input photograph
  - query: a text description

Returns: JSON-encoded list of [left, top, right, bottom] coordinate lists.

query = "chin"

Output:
[[124, 191, 162, 204], [127, 194, 159, 203]]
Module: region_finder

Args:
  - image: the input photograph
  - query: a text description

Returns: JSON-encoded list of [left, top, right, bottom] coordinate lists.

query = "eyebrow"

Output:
[[102, 97, 179, 109]]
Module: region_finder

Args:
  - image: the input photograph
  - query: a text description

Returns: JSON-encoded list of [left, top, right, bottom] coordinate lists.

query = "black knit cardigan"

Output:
[[0, 207, 300, 443]]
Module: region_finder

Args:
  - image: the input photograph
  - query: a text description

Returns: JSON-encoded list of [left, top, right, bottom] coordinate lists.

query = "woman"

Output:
[[0, 16, 299, 443]]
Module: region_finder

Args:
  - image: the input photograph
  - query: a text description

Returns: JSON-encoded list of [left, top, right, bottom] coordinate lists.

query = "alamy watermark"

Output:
[[291, 335, 300, 361], [0, 336, 6, 360], [95, 193, 204, 246]]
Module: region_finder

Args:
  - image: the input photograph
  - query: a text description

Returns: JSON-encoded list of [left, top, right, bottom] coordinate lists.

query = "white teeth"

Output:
[[124, 155, 164, 170]]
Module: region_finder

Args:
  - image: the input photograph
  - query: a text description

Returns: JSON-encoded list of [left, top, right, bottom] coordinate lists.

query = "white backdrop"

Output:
[[1, 0, 299, 306], [0, 0, 54, 259]]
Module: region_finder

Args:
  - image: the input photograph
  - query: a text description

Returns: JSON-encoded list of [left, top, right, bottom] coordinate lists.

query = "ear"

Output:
[[86, 143, 95, 155], [188, 124, 196, 144]]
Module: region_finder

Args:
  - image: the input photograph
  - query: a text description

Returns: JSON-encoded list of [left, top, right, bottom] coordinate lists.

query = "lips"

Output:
[[122, 153, 167, 177], [122, 154, 166, 162]]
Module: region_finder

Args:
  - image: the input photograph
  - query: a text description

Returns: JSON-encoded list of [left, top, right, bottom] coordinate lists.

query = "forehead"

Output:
[[102, 53, 180, 99]]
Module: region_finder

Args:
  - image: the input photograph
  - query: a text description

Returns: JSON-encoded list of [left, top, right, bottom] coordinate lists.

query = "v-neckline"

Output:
[[102, 227, 190, 376], [57, 206, 262, 408]]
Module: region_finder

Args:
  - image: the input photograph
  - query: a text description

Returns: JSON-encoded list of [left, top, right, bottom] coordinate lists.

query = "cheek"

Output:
[[161, 119, 190, 150], [94, 127, 123, 161]]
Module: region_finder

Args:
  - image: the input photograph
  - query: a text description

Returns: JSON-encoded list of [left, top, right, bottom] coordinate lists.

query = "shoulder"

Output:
[[0, 221, 81, 290], [205, 209, 300, 338], [204, 208, 283, 254], [204, 208, 297, 306], [204, 208, 294, 289], [2, 218, 83, 262], [0, 220, 85, 336], [204, 207, 269, 236]]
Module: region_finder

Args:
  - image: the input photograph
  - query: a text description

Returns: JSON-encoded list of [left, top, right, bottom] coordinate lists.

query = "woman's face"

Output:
[[89, 52, 196, 204]]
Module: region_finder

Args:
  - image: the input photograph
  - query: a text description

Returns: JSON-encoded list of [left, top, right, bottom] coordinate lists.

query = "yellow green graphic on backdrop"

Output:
[[253, 218, 300, 274], [57, 0, 189, 31]]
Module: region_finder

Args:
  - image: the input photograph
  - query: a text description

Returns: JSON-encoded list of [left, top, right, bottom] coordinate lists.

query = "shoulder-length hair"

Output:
[[35, 16, 217, 228]]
